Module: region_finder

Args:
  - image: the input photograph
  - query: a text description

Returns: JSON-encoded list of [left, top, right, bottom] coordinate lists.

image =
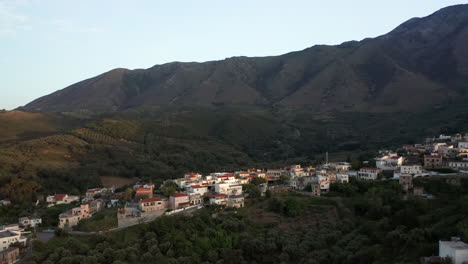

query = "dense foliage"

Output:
[[30, 177, 468, 264]]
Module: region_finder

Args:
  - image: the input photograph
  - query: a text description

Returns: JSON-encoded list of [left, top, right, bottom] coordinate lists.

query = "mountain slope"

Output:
[[23, 4, 468, 113]]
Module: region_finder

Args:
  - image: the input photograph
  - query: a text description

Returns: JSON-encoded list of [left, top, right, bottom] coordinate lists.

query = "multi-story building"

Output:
[[399, 175, 413, 191], [46, 194, 79, 206], [18, 217, 42, 228], [58, 204, 90, 229], [0, 230, 27, 251], [448, 161, 468, 169], [400, 165, 423, 175], [138, 198, 168, 213], [424, 155, 443, 169], [358, 168, 382, 180], [439, 238, 468, 264], [169, 193, 190, 210], [214, 183, 242, 195], [0, 247, 20, 264]]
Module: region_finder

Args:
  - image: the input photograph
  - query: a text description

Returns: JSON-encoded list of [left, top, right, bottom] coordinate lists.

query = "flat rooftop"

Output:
[[441, 240, 468, 250], [0, 230, 17, 238]]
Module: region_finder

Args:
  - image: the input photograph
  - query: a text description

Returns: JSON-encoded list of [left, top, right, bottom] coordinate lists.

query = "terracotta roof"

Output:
[[212, 193, 227, 198], [54, 194, 67, 200], [170, 193, 188, 197], [140, 197, 162, 203], [190, 185, 206, 189], [185, 172, 200, 176], [136, 188, 152, 193], [87, 189, 101, 193]]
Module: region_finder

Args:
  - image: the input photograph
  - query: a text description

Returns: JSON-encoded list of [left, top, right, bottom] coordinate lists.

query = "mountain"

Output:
[[23, 4, 468, 113]]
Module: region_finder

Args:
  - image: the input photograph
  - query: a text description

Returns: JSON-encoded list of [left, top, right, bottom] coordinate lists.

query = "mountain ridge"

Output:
[[23, 4, 468, 113]]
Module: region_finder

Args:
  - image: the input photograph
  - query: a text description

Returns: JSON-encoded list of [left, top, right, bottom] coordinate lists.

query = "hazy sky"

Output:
[[1, 0, 467, 110]]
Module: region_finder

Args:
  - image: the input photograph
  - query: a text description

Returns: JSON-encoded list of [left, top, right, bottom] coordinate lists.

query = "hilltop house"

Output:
[[266, 169, 283, 181], [400, 165, 423, 175], [0, 199, 10, 206], [0, 247, 20, 264], [424, 154, 443, 169], [448, 161, 468, 170], [138, 198, 168, 213], [214, 183, 242, 195], [0, 229, 27, 251], [58, 204, 90, 229], [169, 193, 190, 210], [46, 194, 79, 206], [18, 217, 42, 228], [439, 238, 468, 264], [358, 168, 382, 180], [399, 175, 413, 191], [376, 153, 404, 170], [209, 194, 228, 206]]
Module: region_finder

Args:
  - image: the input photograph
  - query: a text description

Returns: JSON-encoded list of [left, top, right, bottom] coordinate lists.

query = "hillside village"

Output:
[[3, 132, 468, 263]]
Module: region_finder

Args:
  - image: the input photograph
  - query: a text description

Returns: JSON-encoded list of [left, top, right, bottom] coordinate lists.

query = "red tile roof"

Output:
[[212, 193, 227, 198], [140, 197, 162, 203], [425, 155, 442, 158], [54, 194, 67, 200], [136, 187, 152, 192], [190, 185, 206, 189]]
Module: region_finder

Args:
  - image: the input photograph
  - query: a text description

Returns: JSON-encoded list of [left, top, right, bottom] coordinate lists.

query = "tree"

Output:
[[279, 174, 291, 184], [248, 186, 261, 199], [123, 188, 133, 201], [251, 177, 267, 186]]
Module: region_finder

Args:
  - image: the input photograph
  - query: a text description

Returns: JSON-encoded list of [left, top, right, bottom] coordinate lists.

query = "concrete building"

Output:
[[0, 230, 26, 251], [138, 198, 167, 213], [424, 155, 443, 169], [0, 247, 20, 264], [209, 194, 228, 206], [439, 238, 468, 264], [46, 194, 79, 205], [448, 161, 468, 169], [358, 168, 382, 180], [400, 165, 423, 175], [399, 175, 413, 191], [18, 217, 42, 228], [227, 195, 244, 208], [214, 183, 242, 195], [169, 193, 190, 210], [58, 204, 90, 229]]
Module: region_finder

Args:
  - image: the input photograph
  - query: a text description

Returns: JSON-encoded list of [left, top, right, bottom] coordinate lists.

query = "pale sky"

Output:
[[1, 0, 467, 110]]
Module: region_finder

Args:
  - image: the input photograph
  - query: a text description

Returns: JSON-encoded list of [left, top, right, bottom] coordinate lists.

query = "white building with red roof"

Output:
[[46, 193, 79, 206], [169, 193, 190, 210]]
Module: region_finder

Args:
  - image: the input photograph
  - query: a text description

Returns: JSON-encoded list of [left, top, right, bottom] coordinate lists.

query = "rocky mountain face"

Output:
[[23, 4, 468, 113]]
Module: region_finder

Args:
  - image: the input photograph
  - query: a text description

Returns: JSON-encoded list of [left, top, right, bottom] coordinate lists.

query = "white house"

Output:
[[459, 142, 468, 149], [18, 217, 42, 228], [336, 174, 349, 183], [400, 165, 423, 175], [214, 183, 243, 195], [376, 153, 404, 170], [0, 230, 27, 251], [449, 161, 468, 169], [358, 168, 382, 180], [439, 239, 468, 264], [187, 185, 208, 196], [46, 194, 79, 206], [317, 175, 330, 193]]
